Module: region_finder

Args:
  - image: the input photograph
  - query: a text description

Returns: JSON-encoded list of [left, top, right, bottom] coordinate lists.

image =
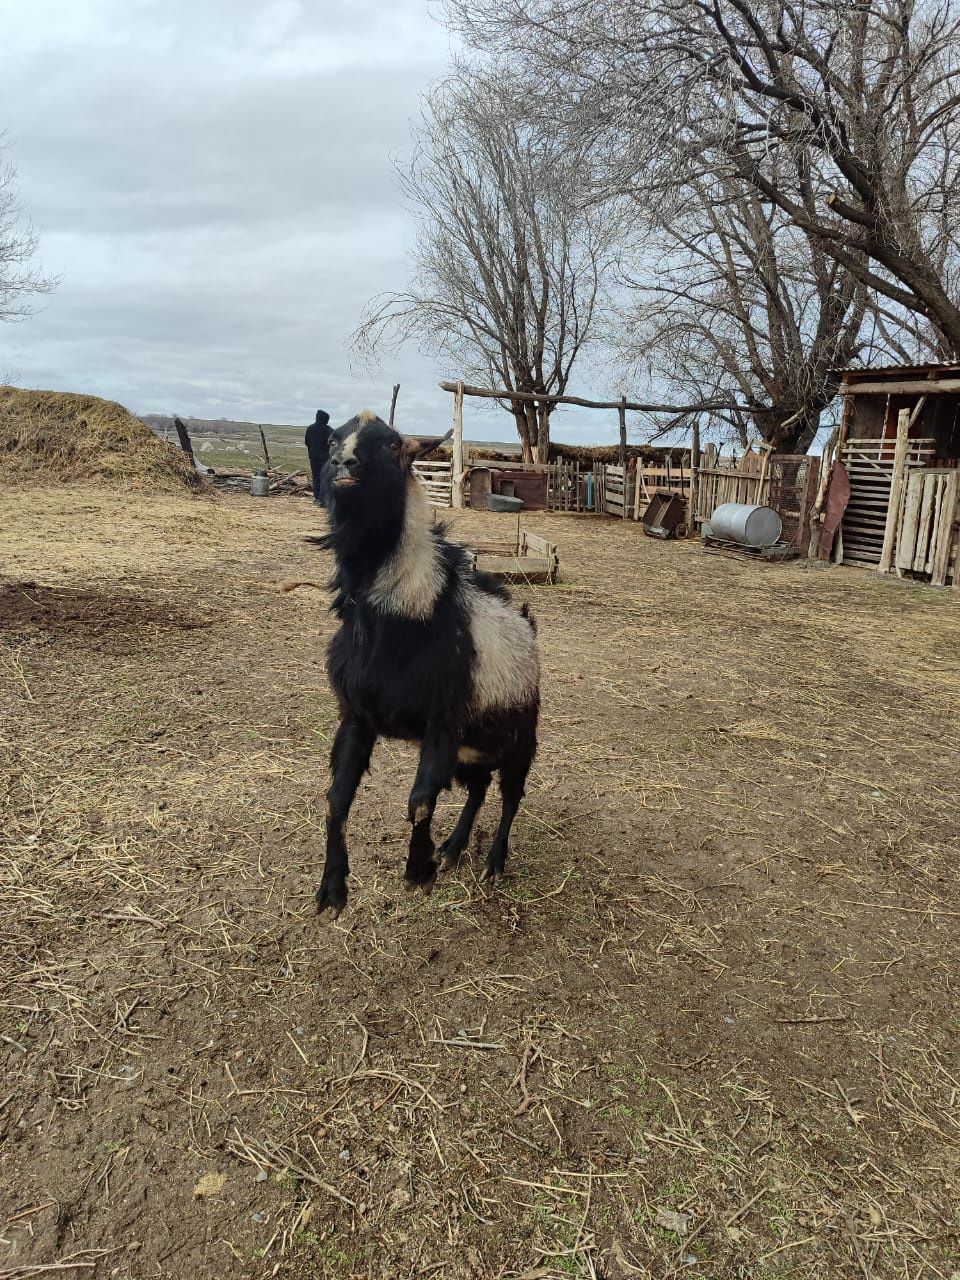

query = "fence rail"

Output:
[[413, 459, 453, 507]]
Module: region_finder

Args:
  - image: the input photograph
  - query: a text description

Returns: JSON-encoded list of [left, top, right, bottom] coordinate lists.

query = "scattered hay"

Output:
[[0, 386, 205, 493], [2, 490, 960, 1277]]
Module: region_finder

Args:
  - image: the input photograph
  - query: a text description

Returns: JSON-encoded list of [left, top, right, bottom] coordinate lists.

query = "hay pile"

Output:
[[0, 386, 205, 493]]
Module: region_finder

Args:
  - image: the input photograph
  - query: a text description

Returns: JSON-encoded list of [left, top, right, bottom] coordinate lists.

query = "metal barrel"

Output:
[[706, 503, 782, 547], [250, 472, 270, 497]]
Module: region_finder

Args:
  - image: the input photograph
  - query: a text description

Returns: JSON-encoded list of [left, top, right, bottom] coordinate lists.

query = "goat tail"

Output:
[[280, 579, 326, 593], [520, 602, 538, 634]]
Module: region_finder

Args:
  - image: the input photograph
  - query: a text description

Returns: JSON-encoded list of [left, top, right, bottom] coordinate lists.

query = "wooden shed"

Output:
[[830, 363, 960, 585]]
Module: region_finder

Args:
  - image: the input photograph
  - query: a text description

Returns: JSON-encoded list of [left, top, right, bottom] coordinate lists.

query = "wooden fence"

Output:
[[546, 459, 582, 512], [464, 457, 585, 512], [634, 458, 692, 513], [692, 446, 821, 553], [694, 445, 768, 516], [413, 460, 453, 507], [836, 437, 935, 568], [894, 469, 959, 585], [463, 445, 821, 555]]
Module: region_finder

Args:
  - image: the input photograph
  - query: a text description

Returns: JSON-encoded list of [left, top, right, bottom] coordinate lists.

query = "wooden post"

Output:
[[807, 426, 838, 560], [879, 408, 912, 574], [258, 426, 271, 471], [173, 417, 194, 460], [757, 443, 773, 504], [618, 396, 627, 519], [452, 381, 465, 509], [389, 383, 400, 427], [688, 419, 700, 536]]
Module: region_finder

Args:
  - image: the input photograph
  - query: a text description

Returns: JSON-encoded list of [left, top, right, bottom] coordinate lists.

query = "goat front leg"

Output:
[[405, 728, 458, 891], [317, 716, 376, 918]]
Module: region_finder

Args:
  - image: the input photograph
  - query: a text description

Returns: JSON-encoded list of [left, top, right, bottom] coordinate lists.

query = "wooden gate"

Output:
[[546, 459, 582, 512], [594, 464, 632, 518]]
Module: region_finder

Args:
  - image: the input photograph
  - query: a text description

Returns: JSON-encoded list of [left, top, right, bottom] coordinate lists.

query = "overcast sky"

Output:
[[0, 0, 620, 443]]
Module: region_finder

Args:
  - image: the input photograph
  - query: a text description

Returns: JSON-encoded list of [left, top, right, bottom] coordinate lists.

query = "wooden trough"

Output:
[[469, 525, 560, 584]]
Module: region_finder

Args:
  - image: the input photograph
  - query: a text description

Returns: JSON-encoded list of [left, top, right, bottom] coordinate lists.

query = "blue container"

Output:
[[586, 472, 595, 511]]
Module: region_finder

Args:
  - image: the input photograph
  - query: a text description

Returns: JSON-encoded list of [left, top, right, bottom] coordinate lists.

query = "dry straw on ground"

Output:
[[1, 487, 959, 1279], [0, 386, 204, 493]]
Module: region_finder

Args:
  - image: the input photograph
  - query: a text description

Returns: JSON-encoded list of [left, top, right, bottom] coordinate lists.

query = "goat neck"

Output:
[[327, 474, 443, 620]]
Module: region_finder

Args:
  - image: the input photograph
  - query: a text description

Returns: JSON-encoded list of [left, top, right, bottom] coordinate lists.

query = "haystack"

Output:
[[0, 386, 205, 493]]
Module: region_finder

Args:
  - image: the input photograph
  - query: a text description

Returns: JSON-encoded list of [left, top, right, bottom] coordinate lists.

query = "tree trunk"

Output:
[[512, 405, 535, 464], [753, 405, 824, 455], [535, 403, 550, 462]]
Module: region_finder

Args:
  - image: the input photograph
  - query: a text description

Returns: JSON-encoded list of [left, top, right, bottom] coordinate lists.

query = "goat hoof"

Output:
[[439, 844, 461, 872], [316, 878, 348, 917], [479, 865, 505, 886], [404, 863, 438, 893]]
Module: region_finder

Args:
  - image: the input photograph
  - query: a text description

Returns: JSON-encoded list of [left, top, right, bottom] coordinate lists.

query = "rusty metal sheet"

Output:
[[818, 460, 851, 561]]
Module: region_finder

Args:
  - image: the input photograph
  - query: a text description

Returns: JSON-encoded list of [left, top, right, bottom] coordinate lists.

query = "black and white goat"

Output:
[[315, 411, 540, 916]]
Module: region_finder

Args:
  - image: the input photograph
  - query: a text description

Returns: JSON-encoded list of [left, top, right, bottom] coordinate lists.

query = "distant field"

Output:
[[146, 417, 522, 472], [146, 422, 307, 473]]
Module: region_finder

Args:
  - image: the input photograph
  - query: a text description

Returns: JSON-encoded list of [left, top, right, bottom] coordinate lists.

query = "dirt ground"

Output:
[[1, 485, 959, 1280]]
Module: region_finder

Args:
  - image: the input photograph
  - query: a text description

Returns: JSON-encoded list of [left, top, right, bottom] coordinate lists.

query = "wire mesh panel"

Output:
[[766, 455, 821, 555]]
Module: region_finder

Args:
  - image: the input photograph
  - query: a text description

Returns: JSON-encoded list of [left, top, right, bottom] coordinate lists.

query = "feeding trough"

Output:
[[469, 520, 559, 584]]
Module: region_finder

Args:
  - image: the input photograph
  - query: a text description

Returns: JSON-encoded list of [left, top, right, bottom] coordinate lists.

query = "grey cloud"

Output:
[[1, 0, 609, 441], [5, 58, 434, 235]]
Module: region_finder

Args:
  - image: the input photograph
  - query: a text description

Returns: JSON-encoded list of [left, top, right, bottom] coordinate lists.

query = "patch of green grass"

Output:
[[288, 1237, 362, 1275]]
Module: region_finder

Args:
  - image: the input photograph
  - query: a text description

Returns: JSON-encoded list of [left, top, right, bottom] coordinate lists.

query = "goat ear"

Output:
[[401, 428, 453, 469]]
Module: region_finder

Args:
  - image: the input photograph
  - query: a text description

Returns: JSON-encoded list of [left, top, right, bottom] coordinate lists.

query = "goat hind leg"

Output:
[[405, 731, 457, 891], [439, 766, 492, 871], [482, 756, 531, 885], [317, 717, 375, 917]]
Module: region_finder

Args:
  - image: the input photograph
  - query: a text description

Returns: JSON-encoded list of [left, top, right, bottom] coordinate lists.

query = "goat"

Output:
[[314, 411, 540, 917]]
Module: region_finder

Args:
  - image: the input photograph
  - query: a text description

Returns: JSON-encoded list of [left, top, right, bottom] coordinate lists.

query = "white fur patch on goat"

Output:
[[466, 587, 539, 713], [340, 431, 359, 462], [357, 409, 377, 425], [368, 479, 444, 619]]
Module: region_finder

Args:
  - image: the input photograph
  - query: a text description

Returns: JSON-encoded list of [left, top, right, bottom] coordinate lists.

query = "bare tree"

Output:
[[448, 0, 960, 358], [0, 145, 54, 324], [354, 69, 621, 461], [622, 169, 878, 452]]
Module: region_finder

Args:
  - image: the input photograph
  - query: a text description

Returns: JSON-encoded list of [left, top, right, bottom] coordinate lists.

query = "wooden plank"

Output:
[[521, 531, 557, 559], [924, 475, 945, 574], [916, 476, 942, 576], [438, 379, 747, 415], [839, 378, 960, 395], [452, 382, 465, 508], [474, 554, 555, 584], [931, 472, 959, 586], [878, 409, 911, 574], [903, 472, 932, 572]]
